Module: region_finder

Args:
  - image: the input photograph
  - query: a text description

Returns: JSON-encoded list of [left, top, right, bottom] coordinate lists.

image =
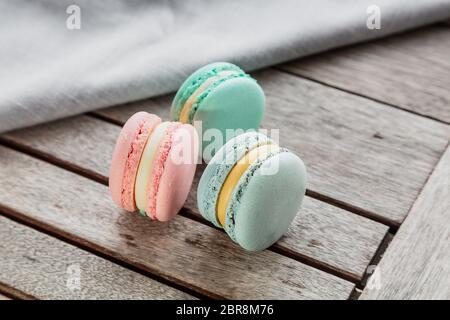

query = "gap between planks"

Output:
[[278, 25, 450, 124], [0, 215, 197, 300], [273, 67, 450, 127], [0, 139, 364, 285], [360, 145, 450, 299], [0, 205, 215, 300], [347, 232, 395, 299]]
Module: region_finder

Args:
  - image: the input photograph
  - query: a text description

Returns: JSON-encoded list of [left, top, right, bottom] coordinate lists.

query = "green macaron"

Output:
[[197, 132, 307, 251], [171, 62, 265, 159]]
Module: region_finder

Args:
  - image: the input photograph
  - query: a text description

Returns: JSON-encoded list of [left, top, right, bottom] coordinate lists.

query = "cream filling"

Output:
[[179, 70, 239, 123], [134, 122, 171, 212], [216, 143, 279, 227]]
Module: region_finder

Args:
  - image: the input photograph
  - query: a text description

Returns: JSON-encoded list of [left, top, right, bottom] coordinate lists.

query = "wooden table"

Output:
[[0, 24, 449, 300]]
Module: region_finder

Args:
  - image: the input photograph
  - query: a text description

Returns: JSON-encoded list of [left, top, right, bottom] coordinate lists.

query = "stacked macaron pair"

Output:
[[197, 132, 307, 251], [109, 112, 198, 221], [109, 62, 307, 252]]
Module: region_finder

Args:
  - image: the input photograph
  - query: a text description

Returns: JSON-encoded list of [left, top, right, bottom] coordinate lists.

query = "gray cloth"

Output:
[[1, 0, 449, 133]]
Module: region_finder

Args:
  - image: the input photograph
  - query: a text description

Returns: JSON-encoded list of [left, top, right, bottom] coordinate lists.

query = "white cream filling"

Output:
[[134, 121, 171, 212]]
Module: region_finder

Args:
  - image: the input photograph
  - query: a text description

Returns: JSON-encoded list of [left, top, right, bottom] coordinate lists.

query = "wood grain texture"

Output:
[[1, 115, 388, 281], [0, 216, 194, 300], [279, 26, 450, 123], [94, 70, 450, 225], [0, 146, 353, 299], [360, 146, 450, 299], [1, 115, 117, 182]]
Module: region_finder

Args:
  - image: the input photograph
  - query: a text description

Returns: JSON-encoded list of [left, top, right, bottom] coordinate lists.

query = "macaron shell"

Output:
[[197, 131, 270, 227], [193, 76, 265, 160], [146, 122, 182, 219], [171, 62, 243, 120], [109, 112, 161, 211], [228, 151, 307, 251], [154, 124, 199, 221]]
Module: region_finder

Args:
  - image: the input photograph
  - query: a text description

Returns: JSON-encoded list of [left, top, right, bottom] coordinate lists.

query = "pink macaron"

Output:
[[109, 111, 198, 221]]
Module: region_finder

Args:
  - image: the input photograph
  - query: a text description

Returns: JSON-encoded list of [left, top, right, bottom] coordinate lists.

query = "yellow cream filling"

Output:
[[179, 70, 239, 123], [135, 122, 171, 212], [216, 143, 280, 227]]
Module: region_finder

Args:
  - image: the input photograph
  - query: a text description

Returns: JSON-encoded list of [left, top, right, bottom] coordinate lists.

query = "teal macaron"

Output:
[[197, 132, 307, 251], [171, 62, 265, 159]]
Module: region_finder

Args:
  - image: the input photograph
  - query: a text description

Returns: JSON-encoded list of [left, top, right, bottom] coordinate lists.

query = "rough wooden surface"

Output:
[[93, 69, 450, 225], [1, 115, 118, 182], [0, 146, 354, 299], [278, 196, 387, 279], [360, 146, 450, 300], [280, 26, 450, 123], [259, 70, 448, 225], [1, 115, 388, 281], [1, 25, 449, 299], [0, 216, 194, 300]]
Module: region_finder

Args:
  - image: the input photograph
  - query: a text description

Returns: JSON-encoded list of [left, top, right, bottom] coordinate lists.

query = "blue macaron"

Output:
[[197, 132, 307, 251], [171, 62, 265, 159]]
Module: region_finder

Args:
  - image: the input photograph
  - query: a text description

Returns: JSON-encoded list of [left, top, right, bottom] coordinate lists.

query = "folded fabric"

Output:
[[1, 0, 449, 133]]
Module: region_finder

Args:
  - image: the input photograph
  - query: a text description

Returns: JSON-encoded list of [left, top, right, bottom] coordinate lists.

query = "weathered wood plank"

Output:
[[360, 146, 450, 299], [0, 216, 194, 300], [1, 115, 388, 280], [0, 146, 353, 299], [249, 71, 448, 224], [279, 26, 450, 123], [94, 69, 450, 225], [1, 115, 118, 181]]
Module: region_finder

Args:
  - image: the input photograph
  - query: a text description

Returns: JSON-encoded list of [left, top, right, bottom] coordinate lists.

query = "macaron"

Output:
[[171, 62, 265, 158], [109, 111, 199, 221], [197, 132, 307, 251]]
